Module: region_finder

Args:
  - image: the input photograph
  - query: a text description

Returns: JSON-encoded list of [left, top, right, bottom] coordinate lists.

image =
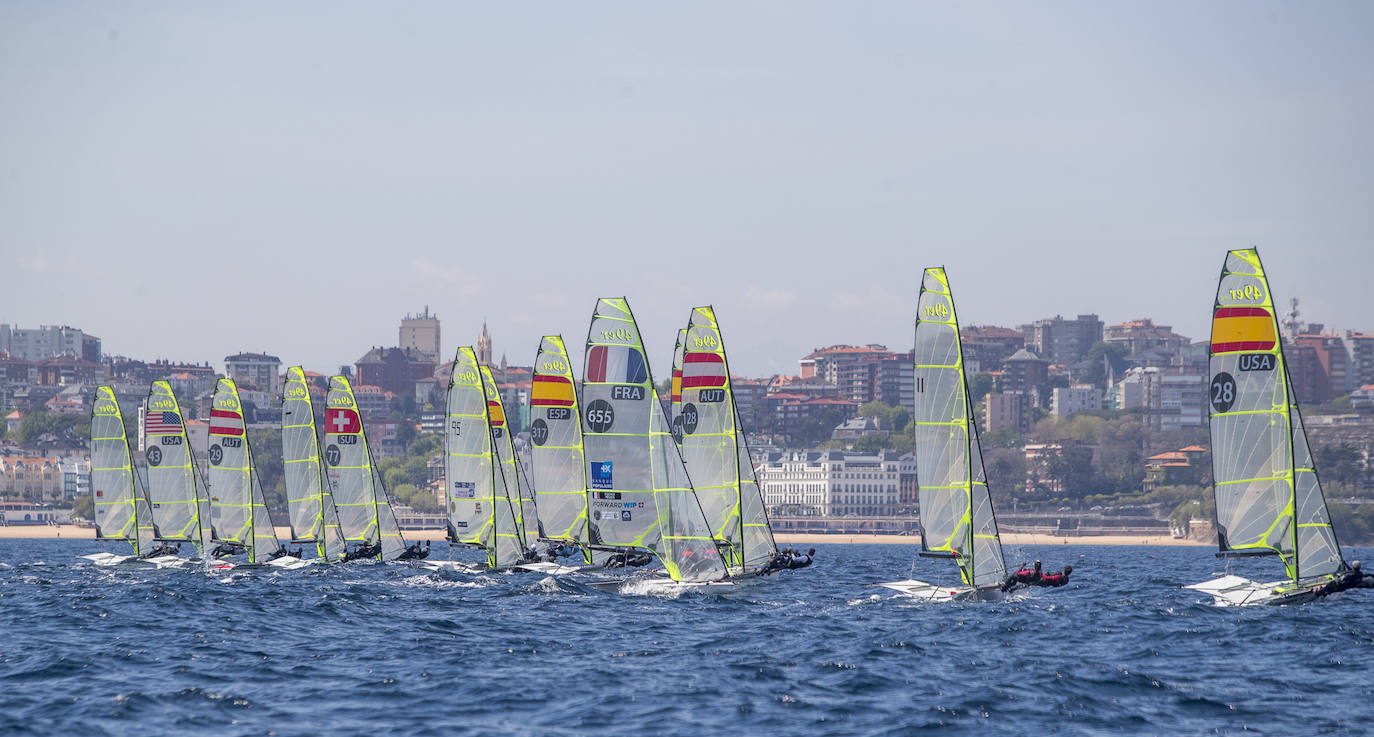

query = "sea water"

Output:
[[2, 539, 1371, 736]]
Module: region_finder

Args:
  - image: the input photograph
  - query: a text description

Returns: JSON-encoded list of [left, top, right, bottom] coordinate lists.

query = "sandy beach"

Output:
[[0, 524, 1207, 546]]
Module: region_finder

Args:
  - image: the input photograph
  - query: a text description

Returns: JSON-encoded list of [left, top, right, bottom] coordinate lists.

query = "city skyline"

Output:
[[4, 3, 1372, 378]]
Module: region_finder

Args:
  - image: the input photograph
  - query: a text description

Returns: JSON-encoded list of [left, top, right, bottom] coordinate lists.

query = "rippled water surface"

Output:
[[3, 539, 1372, 736]]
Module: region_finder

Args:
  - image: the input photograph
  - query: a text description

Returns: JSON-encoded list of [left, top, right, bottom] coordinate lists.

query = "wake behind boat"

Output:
[[1187, 249, 1366, 606]]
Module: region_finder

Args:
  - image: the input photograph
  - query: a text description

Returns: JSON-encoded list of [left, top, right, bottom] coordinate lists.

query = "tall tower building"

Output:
[[476, 322, 493, 366], [400, 306, 441, 361]]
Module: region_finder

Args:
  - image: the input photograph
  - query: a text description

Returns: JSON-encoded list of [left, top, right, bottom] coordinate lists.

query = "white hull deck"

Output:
[[1186, 574, 1328, 607], [877, 578, 1005, 602], [586, 577, 734, 595], [209, 555, 316, 572], [515, 561, 596, 575], [80, 552, 190, 569]]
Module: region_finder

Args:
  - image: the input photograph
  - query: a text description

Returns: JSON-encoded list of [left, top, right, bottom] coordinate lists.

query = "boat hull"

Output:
[[79, 552, 189, 569], [1186, 574, 1330, 606], [877, 578, 1005, 602], [586, 578, 733, 595]]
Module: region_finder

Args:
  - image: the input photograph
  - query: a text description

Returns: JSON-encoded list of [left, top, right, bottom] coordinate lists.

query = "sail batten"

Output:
[[913, 268, 1006, 587], [281, 367, 346, 560], [1209, 249, 1343, 582]]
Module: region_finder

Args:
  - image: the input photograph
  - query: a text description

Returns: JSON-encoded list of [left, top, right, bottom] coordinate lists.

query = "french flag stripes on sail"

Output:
[[586, 345, 648, 384]]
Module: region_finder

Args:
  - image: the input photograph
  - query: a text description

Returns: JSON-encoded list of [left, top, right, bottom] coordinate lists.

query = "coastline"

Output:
[[0, 525, 1207, 546]]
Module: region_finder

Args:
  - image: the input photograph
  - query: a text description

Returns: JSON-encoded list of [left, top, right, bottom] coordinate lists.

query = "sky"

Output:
[[2, 2, 1372, 379]]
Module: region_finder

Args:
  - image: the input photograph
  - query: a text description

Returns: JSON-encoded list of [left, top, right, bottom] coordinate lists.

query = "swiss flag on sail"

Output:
[[326, 408, 361, 434]]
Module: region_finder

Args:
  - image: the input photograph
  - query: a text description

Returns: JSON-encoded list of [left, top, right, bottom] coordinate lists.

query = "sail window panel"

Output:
[[91, 398, 136, 541], [1215, 476, 1292, 551], [914, 424, 969, 488], [532, 444, 587, 540], [1296, 523, 1342, 579], [1211, 413, 1285, 484], [916, 322, 961, 370], [915, 367, 963, 424], [282, 419, 324, 541]]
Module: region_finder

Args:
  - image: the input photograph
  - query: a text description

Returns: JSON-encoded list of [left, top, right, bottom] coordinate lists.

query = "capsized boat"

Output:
[[324, 376, 421, 562], [527, 335, 598, 571], [678, 306, 778, 577], [281, 367, 347, 561], [434, 347, 529, 571], [79, 386, 179, 567], [878, 268, 1011, 602], [582, 297, 731, 593], [1186, 249, 1360, 606], [140, 380, 212, 562], [204, 379, 308, 569]]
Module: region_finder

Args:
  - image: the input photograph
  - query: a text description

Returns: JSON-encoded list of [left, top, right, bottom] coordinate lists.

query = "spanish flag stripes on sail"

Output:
[[671, 369, 682, 402], [531, 375, 576, 407], [681, 352, 727, 388], [487, 400, 506, 427], [1212, 306, 1277, 353]]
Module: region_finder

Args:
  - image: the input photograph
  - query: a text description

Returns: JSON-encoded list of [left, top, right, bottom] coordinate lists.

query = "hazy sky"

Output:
[[3, 2, 1371, 379]]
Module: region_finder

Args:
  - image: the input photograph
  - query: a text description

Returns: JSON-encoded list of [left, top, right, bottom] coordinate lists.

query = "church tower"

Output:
[[476, 322, 493, 365]]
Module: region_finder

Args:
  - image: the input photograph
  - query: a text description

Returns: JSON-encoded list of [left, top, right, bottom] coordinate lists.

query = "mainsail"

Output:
[[324, 376, 407, 561], [529, 335, 590, 552], [483, 364, 538, 560], [583, 297, 726, 582], [205, 379, 282, 562], [143, 381, 211, 552], [443, 347, 525, 568], [91, 386, 156, 554], [1209, 249, 1343, 582], [281, 367, 346, 560], [913, 268, 1007, 588], [678, 306, 777, 573]]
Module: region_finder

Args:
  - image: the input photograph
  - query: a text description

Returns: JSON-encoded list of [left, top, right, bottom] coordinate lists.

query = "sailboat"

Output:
[[324, 376, 420, 562], [582, 297, 731, 593], [141, 380, 212, 562], [528, 335, 597, 567], [79, 386, 176, 567], [483, 363, 544, 565], [677, 306, 778, 576], [435, 346, 528, 570], [879, 267, 1010, 601], [1187, 249, 1361, 606], [281, 367, 347, 561], [204, 378, 307, 569]]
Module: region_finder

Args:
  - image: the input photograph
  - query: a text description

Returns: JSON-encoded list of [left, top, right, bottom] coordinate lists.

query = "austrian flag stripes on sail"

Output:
[[681, 352, 727, 388], [326, 408, 361, 434], [209, 408, 244, 436]]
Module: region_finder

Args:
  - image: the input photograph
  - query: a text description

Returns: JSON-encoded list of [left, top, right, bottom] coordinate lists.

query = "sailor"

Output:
[[1318, 561, 1362, 597], [785, 548, 816, 570], [1000, 561, 1042, 591], [397, 540, 430, 560], [1036, 565, 1073, 587]]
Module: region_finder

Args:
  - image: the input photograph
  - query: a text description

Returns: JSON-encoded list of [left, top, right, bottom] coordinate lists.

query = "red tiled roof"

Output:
[[1177, 445, 1207, 452]]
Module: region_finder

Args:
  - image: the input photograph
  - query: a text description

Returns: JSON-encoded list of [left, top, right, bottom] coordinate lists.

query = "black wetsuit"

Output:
[[397, 542, 430, 561], [785, 553, 813, 570], [1318, 568, 1363, 597]]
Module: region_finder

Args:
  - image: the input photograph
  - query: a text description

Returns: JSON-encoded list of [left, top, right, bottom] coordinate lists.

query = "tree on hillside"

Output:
[[968, 372, 995, 406], [1080, 342, 1131, 386]]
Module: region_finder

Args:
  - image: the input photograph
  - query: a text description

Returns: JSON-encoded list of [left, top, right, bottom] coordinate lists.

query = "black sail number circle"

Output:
[[585, 399, 615, 434], [209, 444, 223, 466], [681, 403, 699, 435], [530, 419, 549, 447], [325, 444, 342, 467], [1210, 372, 1237, 414], [146, 446, 162, 466]]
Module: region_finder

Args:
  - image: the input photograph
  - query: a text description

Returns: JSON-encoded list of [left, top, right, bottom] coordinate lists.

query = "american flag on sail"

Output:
[[144, 411, 182, 435]]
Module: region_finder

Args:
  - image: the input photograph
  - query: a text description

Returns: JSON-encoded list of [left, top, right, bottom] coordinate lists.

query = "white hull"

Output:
[[421, 560, 483, 573], [515, 561, 592, 575], [877, 578, 1004, 602], [79, 552, 188, 569], [1186, 574, 1324, 607]]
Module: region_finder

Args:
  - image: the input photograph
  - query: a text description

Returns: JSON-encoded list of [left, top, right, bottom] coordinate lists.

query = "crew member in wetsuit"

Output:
[[1318, 560, 1362, 597], [786, 548, 816, 570], [1035, 564, 1072, 587], [397, 540, 431, 560], [1001, 560, 1042, 591]]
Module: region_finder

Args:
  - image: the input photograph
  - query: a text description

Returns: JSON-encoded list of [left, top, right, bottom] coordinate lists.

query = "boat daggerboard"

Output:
[[679, 306, 777, 573], [670, 328, 687, 442], [324, 376, 407, 561], [530, 335, 591, 554], [281, 367, 346, 560], [91, 386, 156, 554], [207, 379, 283, 562], [483, 364, 534, 566], [143, 381, 211, 552], [583, 297, 726, 582], [913, 268, 1007, 588], [1209, 249, 1343, 582]]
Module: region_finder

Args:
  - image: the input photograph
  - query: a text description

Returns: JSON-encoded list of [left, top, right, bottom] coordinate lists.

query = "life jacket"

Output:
[[1038, 571, 1068, 586]]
